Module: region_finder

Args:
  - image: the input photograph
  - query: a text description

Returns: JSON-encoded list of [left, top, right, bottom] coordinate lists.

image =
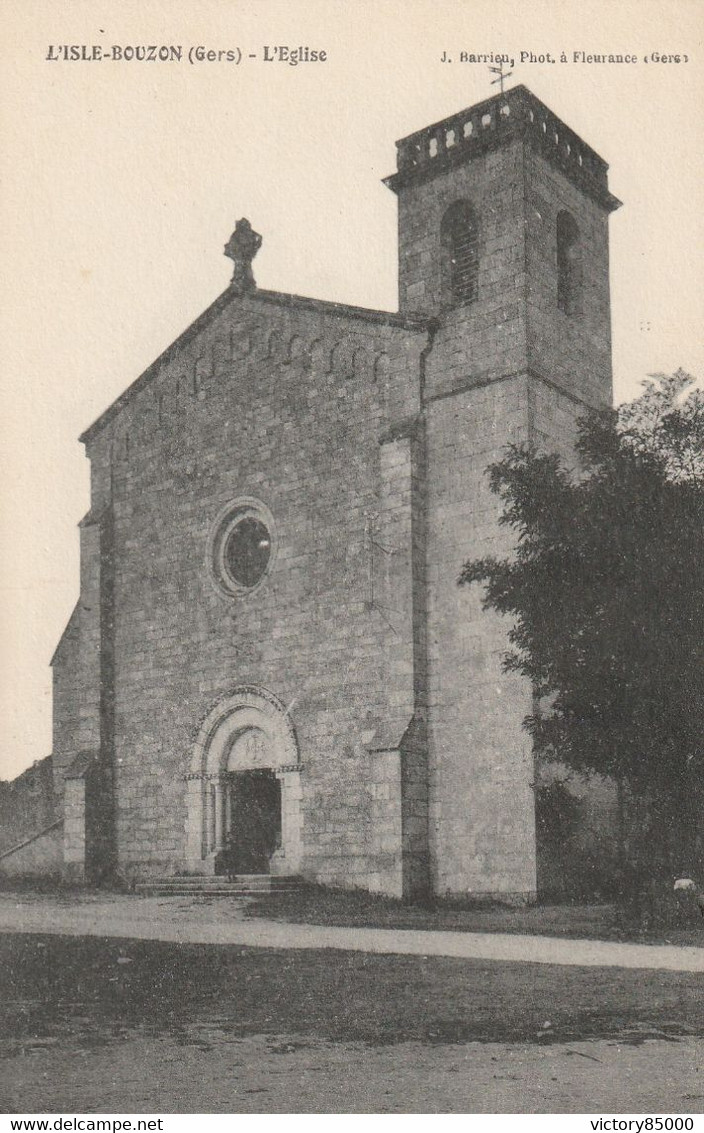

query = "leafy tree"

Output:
[[459, 372, 704, 888]]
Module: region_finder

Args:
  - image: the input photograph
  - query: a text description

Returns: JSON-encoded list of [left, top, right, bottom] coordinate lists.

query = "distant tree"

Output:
[[459, 372, 704, 891], [617, 370, 704, 481]]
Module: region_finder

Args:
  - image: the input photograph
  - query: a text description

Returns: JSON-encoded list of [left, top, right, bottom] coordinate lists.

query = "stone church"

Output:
[[10, 85, 624, 900]]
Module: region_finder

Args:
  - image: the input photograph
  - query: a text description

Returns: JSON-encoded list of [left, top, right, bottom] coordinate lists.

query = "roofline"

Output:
[[49, 600, 80, 666], [252, 289, 428, 330], [79, 286, 429, 445]]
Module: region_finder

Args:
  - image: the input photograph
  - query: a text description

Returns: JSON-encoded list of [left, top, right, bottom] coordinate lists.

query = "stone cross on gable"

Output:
[[224, 218, 262, 290]]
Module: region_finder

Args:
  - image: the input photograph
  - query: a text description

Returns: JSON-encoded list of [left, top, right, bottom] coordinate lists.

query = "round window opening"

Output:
[[224, 516, 271, 589], [208, 499, 276, 598]]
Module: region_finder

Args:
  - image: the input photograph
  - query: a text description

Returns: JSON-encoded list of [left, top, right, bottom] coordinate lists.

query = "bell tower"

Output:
[[385, 84, 621, 409], [385, 86, 621, 899]]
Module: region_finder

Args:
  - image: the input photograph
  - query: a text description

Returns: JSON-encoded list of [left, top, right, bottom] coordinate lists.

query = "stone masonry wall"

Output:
[[392, 106, 616, 898], [50, 605, 81, 800], [78, 291, 428, 893], [396, 138, 537, 897], [51, 499, 113, 878], [425, 376, 536, 898], [399, 139, 528, 398], [525, 149, 613, 410], [51, 514, 105, 801], [0, 823, 62, 878], [0, 756, 57, 855], [425, 371, 616, 900]]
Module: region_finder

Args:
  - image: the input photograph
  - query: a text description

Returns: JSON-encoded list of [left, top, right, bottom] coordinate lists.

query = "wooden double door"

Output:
[[222, 768, 282, 875]]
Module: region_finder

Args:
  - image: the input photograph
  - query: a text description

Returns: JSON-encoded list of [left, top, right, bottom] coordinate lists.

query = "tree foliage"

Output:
[[458, 373, 704, 835]]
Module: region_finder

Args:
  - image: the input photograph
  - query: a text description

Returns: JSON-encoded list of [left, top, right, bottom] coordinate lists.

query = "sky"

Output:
[[1, 0, 703, 781]]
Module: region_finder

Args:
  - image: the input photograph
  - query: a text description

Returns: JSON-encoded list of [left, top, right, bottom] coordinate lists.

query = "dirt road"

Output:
[[4, 1028, 703, 1114], [1, 891, 703, 971]]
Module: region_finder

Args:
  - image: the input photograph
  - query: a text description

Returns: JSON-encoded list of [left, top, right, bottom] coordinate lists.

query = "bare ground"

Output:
[[4, 1029, 704, 1114], [2, 931, 704, 1113]]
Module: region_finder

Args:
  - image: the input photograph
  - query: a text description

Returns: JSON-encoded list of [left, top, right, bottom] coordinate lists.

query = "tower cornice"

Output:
[[384, 84, 621, 213]]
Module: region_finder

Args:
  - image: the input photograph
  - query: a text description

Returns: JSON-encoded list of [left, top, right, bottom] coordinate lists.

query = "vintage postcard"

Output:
[[1, 0, 703, 1119]]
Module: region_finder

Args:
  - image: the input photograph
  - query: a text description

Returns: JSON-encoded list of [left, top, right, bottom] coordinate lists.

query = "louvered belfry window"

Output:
[[557, 210, 582, 315], [441, 200, 479, 306]]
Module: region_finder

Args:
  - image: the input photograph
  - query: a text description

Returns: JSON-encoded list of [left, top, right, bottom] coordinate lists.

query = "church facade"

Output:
[[48, 85, 621, 900]]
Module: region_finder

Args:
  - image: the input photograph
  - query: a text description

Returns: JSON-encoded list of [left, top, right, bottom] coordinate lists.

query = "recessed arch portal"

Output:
[[185, 687, 303, 876]]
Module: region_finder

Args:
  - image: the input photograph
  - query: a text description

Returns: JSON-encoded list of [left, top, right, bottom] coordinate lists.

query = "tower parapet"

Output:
[[385, 85, 621, 214]]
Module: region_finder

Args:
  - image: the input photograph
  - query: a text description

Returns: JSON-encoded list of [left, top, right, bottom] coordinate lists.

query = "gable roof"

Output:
[[79, 285, 430, 445], [49, 600, 81, 667]]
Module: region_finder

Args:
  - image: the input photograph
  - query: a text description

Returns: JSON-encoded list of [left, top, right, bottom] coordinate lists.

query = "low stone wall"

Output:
[[0, 756, 57, 855], [0, 821, 63, 878]]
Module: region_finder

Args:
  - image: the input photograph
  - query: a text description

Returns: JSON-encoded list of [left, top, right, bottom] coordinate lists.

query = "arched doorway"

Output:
[[222, 728, 281, 874], [185, 687, 302, 876]]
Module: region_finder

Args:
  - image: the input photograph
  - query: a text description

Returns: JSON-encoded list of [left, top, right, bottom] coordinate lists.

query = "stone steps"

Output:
[[134, 874, 303, 897]]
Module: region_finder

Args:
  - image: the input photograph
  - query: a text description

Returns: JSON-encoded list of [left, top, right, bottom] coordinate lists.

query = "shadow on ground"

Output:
[[243, 883, 704, 947], [2, 931, 703, 1061]]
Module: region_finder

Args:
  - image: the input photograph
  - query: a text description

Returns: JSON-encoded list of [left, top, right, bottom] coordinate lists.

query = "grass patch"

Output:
[[244, 883, 704, 946], [2, 931, 703, 1053]]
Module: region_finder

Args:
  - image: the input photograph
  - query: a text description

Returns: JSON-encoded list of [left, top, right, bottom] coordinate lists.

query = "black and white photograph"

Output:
[[1, 0, 703, 1119]]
